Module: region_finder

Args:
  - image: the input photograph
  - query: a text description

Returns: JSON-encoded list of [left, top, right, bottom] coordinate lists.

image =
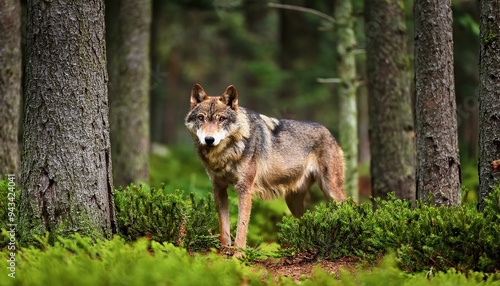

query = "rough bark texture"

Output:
[[0, 0, 21, 175], [365, 0, 415, 201], [414, 0, 461, 206], [334, 0, 358, 201], [20, 0, 116, 243], [478, 1, 500, 210], [106, 0, 151, 188]]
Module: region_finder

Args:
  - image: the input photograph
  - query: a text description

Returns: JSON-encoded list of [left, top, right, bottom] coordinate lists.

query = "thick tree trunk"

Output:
[[334, 0, 358, 201], [414, 0, 461, 206], [478, 1, 500, 210], [0, 0, 21, 175], [365, 0, 415, 201], [20, 0, 116, 243], [106, 0, 151, 188]]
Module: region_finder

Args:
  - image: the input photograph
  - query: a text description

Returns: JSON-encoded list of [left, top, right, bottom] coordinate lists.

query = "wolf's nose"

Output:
[[205, 136, 215, 146]]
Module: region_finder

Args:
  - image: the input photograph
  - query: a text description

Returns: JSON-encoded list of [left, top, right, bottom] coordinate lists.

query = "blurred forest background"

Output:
[[143, 0, 480, 198], [12, 0, 481, 199]]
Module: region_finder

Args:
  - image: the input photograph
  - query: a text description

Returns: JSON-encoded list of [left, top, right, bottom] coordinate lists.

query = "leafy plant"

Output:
[[278, 187, 500, 273], [114, 184, 219, 252]]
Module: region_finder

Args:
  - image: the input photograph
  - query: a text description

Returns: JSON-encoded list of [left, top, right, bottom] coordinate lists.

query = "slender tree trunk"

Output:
[[0, 0, 21, 175], [365, 0, 415, 201], [20, 0, 116, 243], [478, 0, 500, 210], [106, 0, 151, 187], [414, 0, 461, 206], [334, 0, 358, 201]]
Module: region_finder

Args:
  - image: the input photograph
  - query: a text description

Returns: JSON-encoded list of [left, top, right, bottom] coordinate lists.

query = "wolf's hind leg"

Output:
[[285, 191, 307, 218], [319, 159, 346, 202]]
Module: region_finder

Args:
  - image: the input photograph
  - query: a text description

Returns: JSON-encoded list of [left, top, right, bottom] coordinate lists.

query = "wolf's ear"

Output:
[[190, 83, 208, 109], [220, 85, 238, 111]]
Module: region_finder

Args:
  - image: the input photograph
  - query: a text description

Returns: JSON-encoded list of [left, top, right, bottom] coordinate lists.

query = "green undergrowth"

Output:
[[1, 234, 499, 285], [114, 183, 219, 252], [278, 187, 500, 274]]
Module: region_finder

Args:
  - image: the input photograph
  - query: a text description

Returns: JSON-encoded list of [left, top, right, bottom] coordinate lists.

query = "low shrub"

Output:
[[0, 235, 270, 286], [278, 199, 371, 260], [278, 187, 500, 273], [114, 184, 219, 252]]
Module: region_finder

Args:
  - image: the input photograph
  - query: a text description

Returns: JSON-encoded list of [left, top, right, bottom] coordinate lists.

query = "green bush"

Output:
[[278, 199, 370, 260], [278, 187, 500, 273], [114, 184, 219, 252]]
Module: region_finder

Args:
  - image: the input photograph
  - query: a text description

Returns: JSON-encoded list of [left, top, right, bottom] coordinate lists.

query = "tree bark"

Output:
[[478, 0, 500, 210], [334, 0, 358, 201], [106, 0, 151, 188], [414, 0, 461, 206], [20, 0, 116, 243], [365, 0, 415, 201], [0, 0, 21, 175]]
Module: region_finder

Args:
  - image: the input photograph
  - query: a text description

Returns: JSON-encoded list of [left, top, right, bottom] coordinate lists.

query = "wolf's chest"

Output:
[[199, 141, 246, 184]]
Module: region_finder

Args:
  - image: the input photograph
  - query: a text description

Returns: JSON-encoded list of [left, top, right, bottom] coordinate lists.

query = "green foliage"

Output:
[[114, 184, 219, 252], [1, 235, 498, 285], [302, 254, 500, 286], [278, 187, 500, 273], [0, 235, 270, 286], [278, 199, 370, 260]]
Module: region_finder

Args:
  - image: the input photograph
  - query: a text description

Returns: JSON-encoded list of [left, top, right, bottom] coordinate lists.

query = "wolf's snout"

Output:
[[205, 136, 215, 146]]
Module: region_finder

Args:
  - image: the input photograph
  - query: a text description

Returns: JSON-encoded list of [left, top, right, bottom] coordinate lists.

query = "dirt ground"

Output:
[[256, 252, 360, 283]]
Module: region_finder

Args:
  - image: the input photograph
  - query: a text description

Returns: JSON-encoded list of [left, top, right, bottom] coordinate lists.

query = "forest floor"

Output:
[[253, 252, 362, 282]]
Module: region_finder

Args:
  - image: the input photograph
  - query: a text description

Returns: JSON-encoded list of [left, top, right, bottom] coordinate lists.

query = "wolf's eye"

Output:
[[218, 116, 226, 123], [197, 115, 205, 121]]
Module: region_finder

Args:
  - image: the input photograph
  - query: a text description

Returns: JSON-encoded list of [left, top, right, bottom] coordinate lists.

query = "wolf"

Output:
[[185, 83, 346, 250]]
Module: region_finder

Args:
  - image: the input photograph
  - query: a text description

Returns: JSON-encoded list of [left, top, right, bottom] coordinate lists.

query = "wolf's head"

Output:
[[185, 84, 240, 147]]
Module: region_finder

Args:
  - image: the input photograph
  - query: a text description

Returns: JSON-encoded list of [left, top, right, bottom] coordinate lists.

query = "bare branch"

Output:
[[268, 2, 335, 23], [316, 78, 342, 84]]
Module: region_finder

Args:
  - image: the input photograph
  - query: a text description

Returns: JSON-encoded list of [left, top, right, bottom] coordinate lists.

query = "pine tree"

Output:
[[20, 0, 116, 243], [106, 0, 151, 187], [478, 0, 500, 210], [0, 0, 21, 175], [414, 0, 461, 206], [365, 0, 415, 201]]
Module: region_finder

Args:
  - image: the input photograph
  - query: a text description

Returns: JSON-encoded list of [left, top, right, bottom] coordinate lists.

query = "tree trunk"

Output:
[[478, 0, 500, 210], [414, 0, 461, 206], [365, 0, 415, 201], [106, 0, 151, 188], [20, 0, 116, 243], [334, 0, 358, 201], [0, 0, 21, 175]]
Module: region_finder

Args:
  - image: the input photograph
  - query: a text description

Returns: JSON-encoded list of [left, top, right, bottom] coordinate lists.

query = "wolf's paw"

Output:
[[232, 250, 245, 259]]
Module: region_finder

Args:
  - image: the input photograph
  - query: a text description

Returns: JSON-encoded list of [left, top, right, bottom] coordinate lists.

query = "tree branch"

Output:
[[268, 2, 335, 23]]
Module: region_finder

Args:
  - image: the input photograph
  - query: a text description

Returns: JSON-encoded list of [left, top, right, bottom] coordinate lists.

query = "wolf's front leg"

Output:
[[234, 182, 254, 249], [213, 183, 231, 246]]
